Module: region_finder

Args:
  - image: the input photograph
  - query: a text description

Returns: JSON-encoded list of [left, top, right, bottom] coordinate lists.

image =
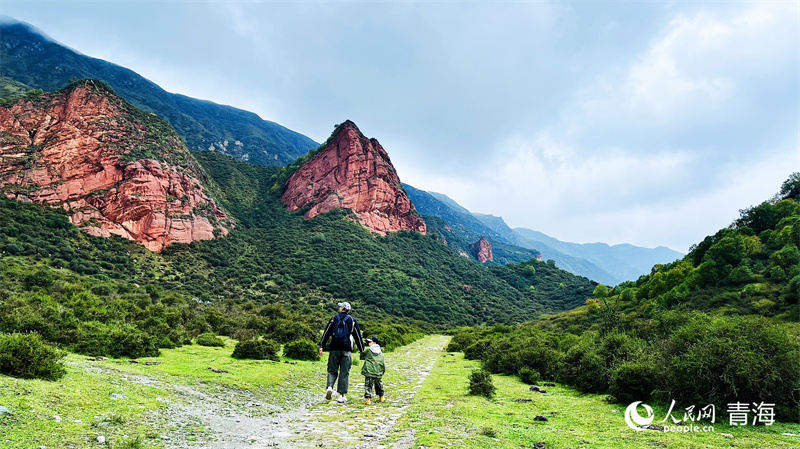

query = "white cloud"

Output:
[[577, 2, 797, 131], [403, 2, 798, 252]]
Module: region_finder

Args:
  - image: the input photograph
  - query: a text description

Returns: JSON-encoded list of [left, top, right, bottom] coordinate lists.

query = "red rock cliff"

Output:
[[470, 236, 494, 263], [281, 121, 426, 236], [0, 80, 230, 252]]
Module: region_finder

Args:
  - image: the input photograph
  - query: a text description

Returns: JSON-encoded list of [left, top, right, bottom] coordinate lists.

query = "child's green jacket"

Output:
[[360, 344, 385, 378]]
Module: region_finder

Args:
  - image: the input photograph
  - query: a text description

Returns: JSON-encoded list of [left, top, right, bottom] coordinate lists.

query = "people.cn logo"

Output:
[[625, 401, 655, 430]]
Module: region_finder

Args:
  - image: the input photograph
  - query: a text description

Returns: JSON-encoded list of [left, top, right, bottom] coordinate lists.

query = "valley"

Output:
[[0, 15, 797, 449]]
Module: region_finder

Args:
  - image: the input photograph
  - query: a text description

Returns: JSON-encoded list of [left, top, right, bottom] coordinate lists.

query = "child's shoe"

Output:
[[379, 395, 385, 403], [325, 387, 333, 400], [336, 394, 348, 403], [365, 398, 371, 405]]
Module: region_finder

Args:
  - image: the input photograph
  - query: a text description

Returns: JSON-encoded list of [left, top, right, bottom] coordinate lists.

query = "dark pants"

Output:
[[326, 350, 352, 395], [364, 376, 384, 399]]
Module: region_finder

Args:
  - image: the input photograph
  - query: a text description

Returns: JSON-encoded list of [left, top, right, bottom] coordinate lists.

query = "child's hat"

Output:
[[366, 336, 380, 345]]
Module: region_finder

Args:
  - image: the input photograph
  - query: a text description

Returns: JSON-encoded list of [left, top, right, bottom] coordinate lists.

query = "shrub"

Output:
[[518, 366, 540, 385], [445, 329, 475, 352], [608, 360, 660, 403], [231, 338, 280, 361], [283, 339, 320, 361], [479, 426, 498, 438], [24, 269, 54, 289], [195, 332, 225, 347], [468, 369, 496, 398], [71, 321, 160, 358], [563, 340, 608, 393], [0, 332, 66, 380], [666, 315, 800, 420], [464, 337, 497, 361]]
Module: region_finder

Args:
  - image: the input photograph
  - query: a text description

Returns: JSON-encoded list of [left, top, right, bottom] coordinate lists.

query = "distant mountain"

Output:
[[469, 213, 621, 285], [403, 184, 547, 266], [427, 191, 471, 215], [513, 228, 684, 283], [406, 185, 683, 285], [0, 18, 317, 166]]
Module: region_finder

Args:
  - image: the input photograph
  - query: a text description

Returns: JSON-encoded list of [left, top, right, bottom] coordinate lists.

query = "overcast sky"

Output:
[[2, 1, 798, 252]]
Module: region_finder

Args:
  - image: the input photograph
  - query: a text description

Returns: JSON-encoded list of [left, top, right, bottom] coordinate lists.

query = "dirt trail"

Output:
[[114, 335, 448, 448], [284, 335, 449, 448]]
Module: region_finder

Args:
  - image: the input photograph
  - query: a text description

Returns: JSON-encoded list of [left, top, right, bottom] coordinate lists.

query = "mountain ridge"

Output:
[[406, 185, 684, 284], [0, 19, 318, 166]]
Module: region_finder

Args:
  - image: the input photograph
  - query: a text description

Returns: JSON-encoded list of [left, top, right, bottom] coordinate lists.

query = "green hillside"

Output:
[[0, 144, 597, 364], [185, 150, 597, 325], [447, 174, 800, 422]]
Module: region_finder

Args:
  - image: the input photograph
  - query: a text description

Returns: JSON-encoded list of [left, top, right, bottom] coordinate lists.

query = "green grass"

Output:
[[392, 349, 800, 448], [0, 338, 325, 448], [3, 336, 797, 448]]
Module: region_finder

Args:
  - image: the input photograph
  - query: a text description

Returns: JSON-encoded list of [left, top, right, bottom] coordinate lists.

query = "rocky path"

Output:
[[149, 379, 312, 449], [284, 335, 449, 449], [130, 335, 448, 448]]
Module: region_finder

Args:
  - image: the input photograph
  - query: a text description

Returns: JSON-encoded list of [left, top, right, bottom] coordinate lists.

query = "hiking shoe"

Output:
[[365, 398, 371, 405], [325, 387, 333, 400], [336, 395, 348, 404], [379, 396, 385, 403]]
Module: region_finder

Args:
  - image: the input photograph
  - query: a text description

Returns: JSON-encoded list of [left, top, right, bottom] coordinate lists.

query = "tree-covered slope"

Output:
[[447, 174, 800, 422], [184, 151, 598, 325], [0, 20, 317, 166], [0, 151, 597, 329]]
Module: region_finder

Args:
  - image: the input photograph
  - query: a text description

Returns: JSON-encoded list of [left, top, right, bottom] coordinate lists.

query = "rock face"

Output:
[[281, 121, 426, 236], [470, 236, 494, 263], [0, 80, 230, 252]]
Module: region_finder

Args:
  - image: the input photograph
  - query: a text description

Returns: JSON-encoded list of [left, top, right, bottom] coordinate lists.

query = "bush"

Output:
[[0, 332, 66, 380], [24, 269, 54, 289], [608, 360, 660, 403], [446, 328, 477, 352], [468, 369, 496, 398], [479, 426, 498, 438], [666, 315, 800, 420], [563, 341, 608, 393], [464, 338, 496, 361], [518, 366, 540, 385], [283, 339, 320, 361], [231, 338, 280, 361], [71, 321, 160, 358], [195, 332, 225, 347]]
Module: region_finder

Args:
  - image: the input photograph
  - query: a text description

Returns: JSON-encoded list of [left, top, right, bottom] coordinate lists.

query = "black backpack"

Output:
[[332, 314, 353, 346]]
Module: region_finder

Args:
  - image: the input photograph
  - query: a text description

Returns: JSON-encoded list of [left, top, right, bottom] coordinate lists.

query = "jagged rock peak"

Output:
[[471, 236, 494, 263], [281, 120, 426, 236], [0, 79, 231, 252]]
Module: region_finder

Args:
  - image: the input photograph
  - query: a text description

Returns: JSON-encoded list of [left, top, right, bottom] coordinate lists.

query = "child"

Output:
[[360, 336, 386, 404]]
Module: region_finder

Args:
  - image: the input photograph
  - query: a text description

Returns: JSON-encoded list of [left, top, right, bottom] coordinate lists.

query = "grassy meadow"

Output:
[[392, 348, 800, 449], [0, 338, 325, 449]]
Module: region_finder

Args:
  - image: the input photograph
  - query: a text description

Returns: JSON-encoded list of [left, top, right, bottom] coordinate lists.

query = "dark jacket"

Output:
[[319, 312, 365, 352]]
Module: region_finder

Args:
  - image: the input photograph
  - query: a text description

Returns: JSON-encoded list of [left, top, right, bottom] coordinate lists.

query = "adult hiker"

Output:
[[319, 301, 364, 403]]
